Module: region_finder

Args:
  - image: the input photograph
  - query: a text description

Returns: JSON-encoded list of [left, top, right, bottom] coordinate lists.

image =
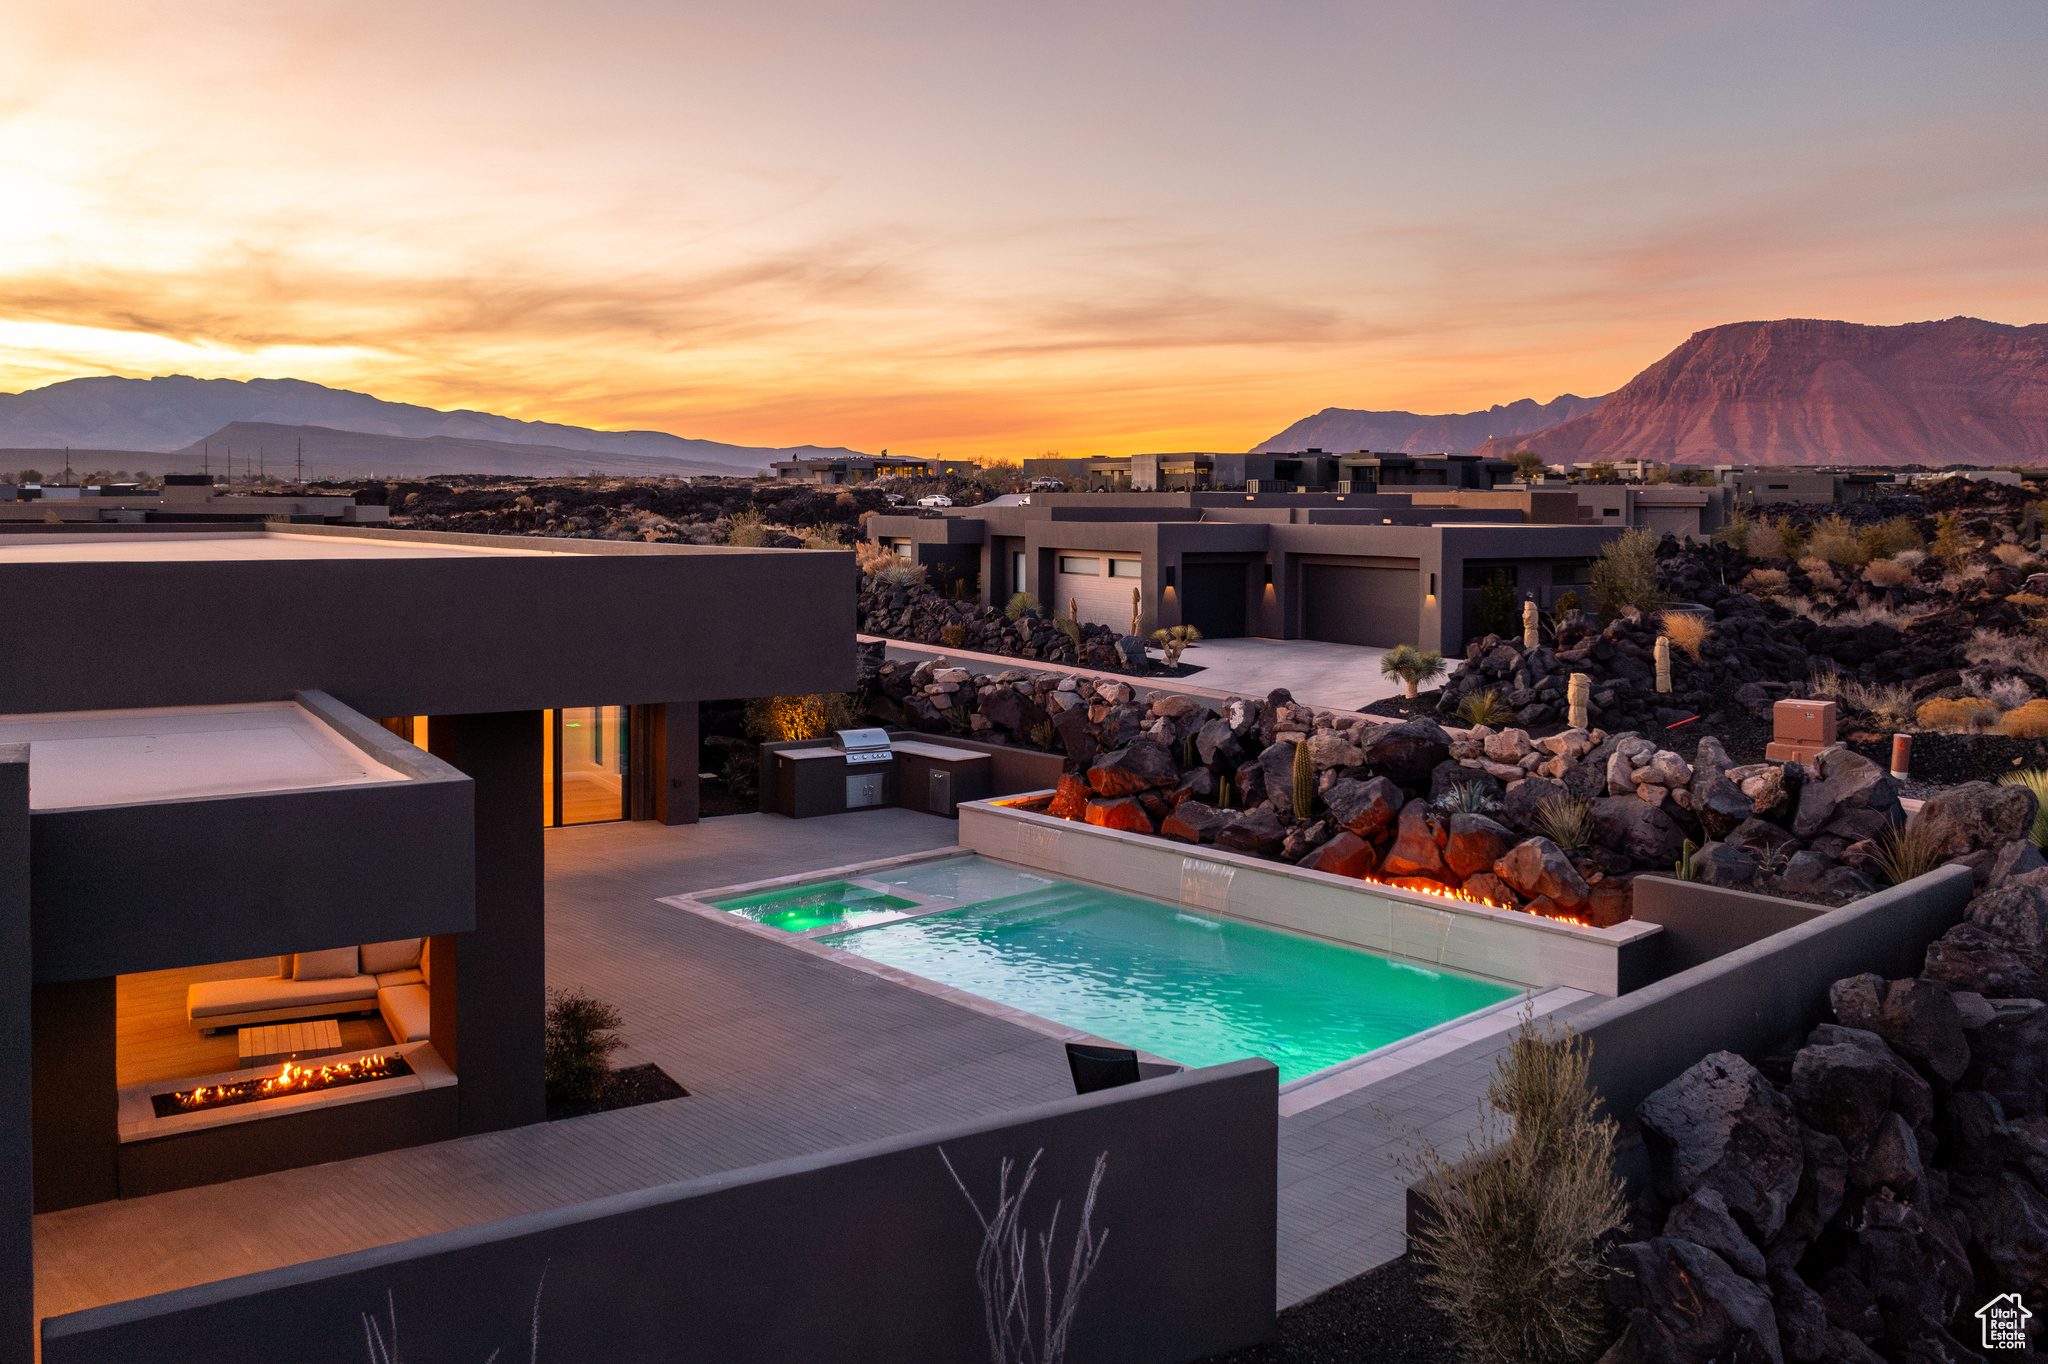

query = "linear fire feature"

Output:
[[150, 1053, 415, 1118]]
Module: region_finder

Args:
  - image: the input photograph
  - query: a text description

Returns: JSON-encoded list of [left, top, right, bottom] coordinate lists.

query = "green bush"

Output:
[[544, 988, 625, 1104], [1589, 528, 1666, 620], [1005, 591, 1041, 620], [1477, 570, 1519, 638]]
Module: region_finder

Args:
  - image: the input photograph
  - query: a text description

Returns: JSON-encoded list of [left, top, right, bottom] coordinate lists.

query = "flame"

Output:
[[169, 1053, 404, 1113]]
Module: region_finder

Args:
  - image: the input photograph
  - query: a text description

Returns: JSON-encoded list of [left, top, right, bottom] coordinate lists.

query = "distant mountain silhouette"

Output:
[[1470, 318, 2048, 466], [151, 423, 786, 481], [0, 374, 866, 473], [1255, 393, 1608, 455]]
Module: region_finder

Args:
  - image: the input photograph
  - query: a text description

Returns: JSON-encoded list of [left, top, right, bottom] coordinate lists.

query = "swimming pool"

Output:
[[773, 857, 1521, 1083]]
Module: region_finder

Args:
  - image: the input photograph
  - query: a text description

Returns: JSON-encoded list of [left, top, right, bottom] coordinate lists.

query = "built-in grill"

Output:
[[834, 728, 894, 766]]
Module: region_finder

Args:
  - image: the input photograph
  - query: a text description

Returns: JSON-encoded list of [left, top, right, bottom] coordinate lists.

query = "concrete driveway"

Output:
[[1165, 637, 1407, 711]]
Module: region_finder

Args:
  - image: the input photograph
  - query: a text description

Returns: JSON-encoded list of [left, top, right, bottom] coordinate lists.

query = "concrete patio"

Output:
[[35, 807, 1567, 1325]]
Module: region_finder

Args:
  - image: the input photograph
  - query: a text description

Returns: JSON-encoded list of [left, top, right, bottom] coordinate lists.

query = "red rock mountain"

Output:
[[1471, 317, 2048, 466]]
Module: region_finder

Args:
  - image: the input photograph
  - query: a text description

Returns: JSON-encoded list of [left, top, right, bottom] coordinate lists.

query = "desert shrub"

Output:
[[1915, 697, 2000, 733], [1551, 589, 1581, 616], [1534, 794, 1594, 851], [1053, 616, 1082, 650], [1989, 676, 2037, 710], [2002, 700, 2048, 739], [1710, 512, 1751, 552], [1808, 666, 1845, 699], [1796, 557, 1841, 592], [1435, 781, 1502, 814], [1409, 1014, 1625, 1364], [2008, 593, 2048, 610], [724, 507, 774, 548], [1829, 601, 1912, 629], [544, 988, 625, 1103], [746, 692, 862, 741], [1740, 568, 1790, 594], [1805, 514, 1869, 566], [1656, 610, 1710, 661], [1859, 516, 1923, 560], [1966, 629, 2048, 674], [855, 540, 899, 574], [1745, 518, 1787, 560], [1840, 680, 1916, 728], [1590, 528, 1665, 620], [1892, 548, 1927, 568], [1457, 689, 1516, 727], [1863, 558, 1914, 588], [1932, 510, 1972, 567], [798, 522, 847, 550], [1870, 821, 1941, 888], [1477, 570, 1520, 637], [874, 561, 927, 589], [1005, 591, 1041, 620], [939, 623, 966, 649], [1997, 769, 2048, 847], [1994, 543, 2037, 568]]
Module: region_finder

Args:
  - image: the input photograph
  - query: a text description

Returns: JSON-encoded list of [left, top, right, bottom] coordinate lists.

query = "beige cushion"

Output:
[[420, 938, 433, 987], [378, 983, 432, 1042], [277, 955, 294, 978], [374, 968, 424, 988], [188, 974, 377, 1019], [359, 939, 424, 975], [293, 946, 360, 980]]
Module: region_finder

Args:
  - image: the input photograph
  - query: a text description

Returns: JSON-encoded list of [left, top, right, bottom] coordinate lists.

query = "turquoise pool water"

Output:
[[814, 863, 1519, 1083], [710, 880, 921, 933]]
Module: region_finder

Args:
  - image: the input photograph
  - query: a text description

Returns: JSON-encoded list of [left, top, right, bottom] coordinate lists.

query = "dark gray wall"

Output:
[[0, 749, 29, 1364], [43, 1060, 1279, 1364], [32, 978, 115, 1212], [428, 711, 546, 1136], [1629, 875, 1825, 977], [1578, 865, 1974, 1121], [0, 527, 853, 718]]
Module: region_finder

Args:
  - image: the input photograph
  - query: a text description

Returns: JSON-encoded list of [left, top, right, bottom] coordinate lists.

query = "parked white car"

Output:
[[883, 493, 904, 504], [917, 494, 953, 508]]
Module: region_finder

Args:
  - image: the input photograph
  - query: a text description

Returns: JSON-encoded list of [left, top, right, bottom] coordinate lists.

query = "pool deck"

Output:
[[33, 809, 1602, 1324]]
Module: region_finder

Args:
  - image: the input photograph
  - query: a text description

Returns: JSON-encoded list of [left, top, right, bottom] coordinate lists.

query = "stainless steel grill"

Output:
[[834, 727, 894, 766]]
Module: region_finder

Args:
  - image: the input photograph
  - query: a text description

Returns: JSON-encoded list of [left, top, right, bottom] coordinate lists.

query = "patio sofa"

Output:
[[186, 938, 433, 1043]]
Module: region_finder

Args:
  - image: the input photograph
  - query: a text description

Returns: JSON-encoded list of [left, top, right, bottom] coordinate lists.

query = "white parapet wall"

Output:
[[959, 795, 1663, 997]]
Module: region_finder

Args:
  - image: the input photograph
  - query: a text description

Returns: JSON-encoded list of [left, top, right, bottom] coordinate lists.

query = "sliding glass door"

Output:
[[544, 706, 630, 826]]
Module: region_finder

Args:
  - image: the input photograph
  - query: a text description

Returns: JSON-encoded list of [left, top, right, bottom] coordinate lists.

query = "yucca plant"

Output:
[[1293, 739, 1315, 817], [1998, 769, 2048, 848], [1382, 644, 1447, 700], [1869, 820, 1941, 887], [1534, 795, 1594, 852], [1457, 689, 1516, 727], [1436, 781, 1500, 815]]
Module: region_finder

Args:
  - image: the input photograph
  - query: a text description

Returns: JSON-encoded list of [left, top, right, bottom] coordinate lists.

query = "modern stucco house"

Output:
[[867, 492, 1626, 652]]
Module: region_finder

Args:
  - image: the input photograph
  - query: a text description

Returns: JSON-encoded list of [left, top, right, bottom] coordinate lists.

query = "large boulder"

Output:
[[979, 686, 1049, 739], [1461, 871, 1521, 908], [1806, 1024, 1935, 1147], [1948, 1170, 2048, 1301], [1256, 741, 1304, 818], [1303, 831, 1377, 878], [1908, 780, 2038, 861], [1828, 975, 1970, 1087], [1358, 717, 1452, 785], [1604, 1238, 1785, 1364], [1050, 705, 1100, 767], [1725, 818, 1801, 859], [1047, 774, 1092, 820], [1968, 881, 2048, 958], [1786, 1040, 1899, 1153], [1638, 1051, 1806, 1242], [1662, 1187, 1767, 1279], [1693, 841, 1760, 888], [1846, 1110, 1924, 1205], [1962, 997, 2048, 1118], [1193, 716, 1242, 768], [1083, 796, 1154, 834], [1322, 775, 1405, 840], [1842, 1192, 1974, 1351], [1500, 775, 1569, 834], [1213, 808, 1285, 857], [1591, 795, 1687, 866], [1381, 802, 1448, 880], [1307, 729, 1364, 770], [1922, 922, 2048, 1001], [1160, 800, 1232, 845], [1493, 837, 1591, 908], [1087, 739, 1179, 796], [1444, 813, 1514, 881], [1793, 747, 1902, 840]]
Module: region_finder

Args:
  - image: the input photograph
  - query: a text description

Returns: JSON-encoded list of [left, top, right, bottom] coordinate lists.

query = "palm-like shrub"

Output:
[[1381, 644, 1447, 700], [1150, 624, 1202, 667], [1534, 795, 1594, 851], [1457, 689, 1516, 727]]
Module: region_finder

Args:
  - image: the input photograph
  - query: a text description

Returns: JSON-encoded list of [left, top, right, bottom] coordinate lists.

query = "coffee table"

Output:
[[238, 1018, 346, 1069]]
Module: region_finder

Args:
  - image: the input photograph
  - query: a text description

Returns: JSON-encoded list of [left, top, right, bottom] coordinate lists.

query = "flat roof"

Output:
[[0, 532, 563, 564], [0, 702, 406, 810]]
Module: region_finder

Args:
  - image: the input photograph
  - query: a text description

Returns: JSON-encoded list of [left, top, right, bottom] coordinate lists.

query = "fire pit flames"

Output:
[[152, 1053, 415, 1118]]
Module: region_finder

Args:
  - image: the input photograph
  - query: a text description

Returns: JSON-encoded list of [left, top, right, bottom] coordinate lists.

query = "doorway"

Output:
[[544, 706, 630, 826]]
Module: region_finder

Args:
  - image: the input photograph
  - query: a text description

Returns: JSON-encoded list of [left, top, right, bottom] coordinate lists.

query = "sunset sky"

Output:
[[5, 1, 2045, 459]]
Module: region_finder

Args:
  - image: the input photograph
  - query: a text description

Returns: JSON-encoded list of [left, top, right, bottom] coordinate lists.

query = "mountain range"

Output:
[[0, 375, 866, 476], [1468, 317, 2048, 467], [1255, 392, 1606, 455]]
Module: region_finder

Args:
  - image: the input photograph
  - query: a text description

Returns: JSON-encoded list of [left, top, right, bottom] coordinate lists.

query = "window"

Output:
[[1058, 556, 1101, 575], [894, 541, 914, 559], [1553, 561, 1595, 586], [1108, 558, 1143, 578], [1767, 484, 1789, 491], [1602, 507, 1620, 516], [1463, 564, 1518, 589], [1011, 550, 1027, 588]]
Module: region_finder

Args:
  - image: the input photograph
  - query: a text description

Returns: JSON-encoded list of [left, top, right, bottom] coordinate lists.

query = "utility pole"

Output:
[[297, 437, 303, 486]]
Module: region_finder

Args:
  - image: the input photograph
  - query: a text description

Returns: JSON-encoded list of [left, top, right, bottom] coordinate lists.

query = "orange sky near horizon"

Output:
[[4, 1, 2045, 460]]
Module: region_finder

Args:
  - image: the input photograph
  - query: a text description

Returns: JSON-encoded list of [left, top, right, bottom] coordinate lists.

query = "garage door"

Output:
[[1180, 562, 1247, 639], [1302, 564, 1419, 647], [1053, 555, 1142, 632]]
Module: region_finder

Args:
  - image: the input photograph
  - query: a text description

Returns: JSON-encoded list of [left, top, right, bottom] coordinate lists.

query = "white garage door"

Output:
[[1053, 555, 1142, 632]]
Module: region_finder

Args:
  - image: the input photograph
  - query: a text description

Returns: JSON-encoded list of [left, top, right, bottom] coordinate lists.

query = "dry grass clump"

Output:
[[1859, 516, 1924, 560], [1797, 557, 1842, 592], [1534, 794, 1595, 851], [1871, 821, 1942, 888], [1830, 602, 1913, 629], [1916, 697, 2001, 733], [1846, 681, 1916, 728], [1863, 558, 1915, 588], [1740, 568, 1790, 594], [1967, 629, 2048, 675], [1993, 543, 2037, 569], [1409, 1014, 1626, 1364], [2008, 593, 2048, 611], [1457, 689, 1517, 727], [855, 540, 901, 573], [1932, 510, 1974, 567], [1656, 610, 1711, 661], [1805, 514, 1869, 566], [1997, 769, 2048, 847], [1892, 548, 1927, 569], [1745, 516, 1796, 561], [2002, 701, 2048, 739], [1987, 676, 2037, 711]]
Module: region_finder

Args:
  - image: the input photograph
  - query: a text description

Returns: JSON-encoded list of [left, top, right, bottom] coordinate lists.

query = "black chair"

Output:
[[1065, 1042, 1143, 1094]]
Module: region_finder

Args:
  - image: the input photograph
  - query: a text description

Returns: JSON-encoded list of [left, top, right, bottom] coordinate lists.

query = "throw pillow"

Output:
[[292, 946, 360, 980], [359, 938, 424, 975]]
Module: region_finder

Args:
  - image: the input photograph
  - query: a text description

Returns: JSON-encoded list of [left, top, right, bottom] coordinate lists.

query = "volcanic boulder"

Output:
[[1638, 1051, 1806, 1242]]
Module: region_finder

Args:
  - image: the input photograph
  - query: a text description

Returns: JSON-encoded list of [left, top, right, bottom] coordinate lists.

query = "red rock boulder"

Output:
[[1084, 796, 1155, 834]]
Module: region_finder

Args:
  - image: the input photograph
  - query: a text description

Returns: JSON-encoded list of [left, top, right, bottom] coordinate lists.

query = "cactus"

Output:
[[1675, 838, 1700, 881], [1217, 771, 1232, 809], [1181, 734, 1197, 769], [1293, 739, 1314, 817]]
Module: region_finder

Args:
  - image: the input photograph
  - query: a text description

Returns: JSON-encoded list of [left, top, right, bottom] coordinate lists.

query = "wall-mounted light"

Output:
[[1426, 571, 1437, 605], [1245, 494, 1255, 502], [1264, 564, 1274, 586], [1163, 566, 1176, 588]]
